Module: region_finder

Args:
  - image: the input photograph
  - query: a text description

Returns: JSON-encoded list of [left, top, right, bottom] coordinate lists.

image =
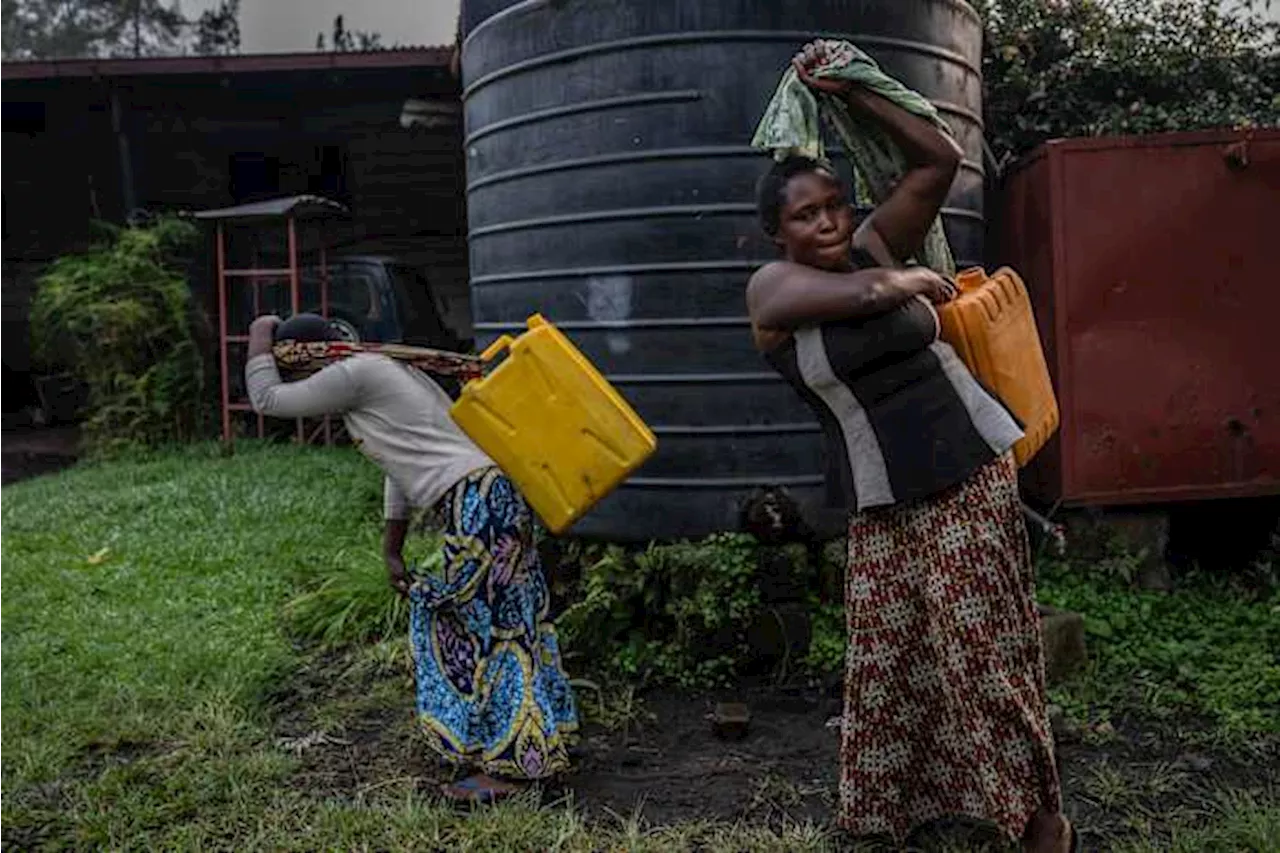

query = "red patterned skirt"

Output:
[[840, 454, 1061, 843]]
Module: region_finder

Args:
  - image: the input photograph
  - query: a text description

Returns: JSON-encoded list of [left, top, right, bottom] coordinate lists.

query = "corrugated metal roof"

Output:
[[191, 195, 349, 221], [1, 46, 452, 82]]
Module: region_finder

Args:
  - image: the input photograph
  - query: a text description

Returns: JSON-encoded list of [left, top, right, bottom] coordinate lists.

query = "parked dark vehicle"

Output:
[[256, 255, 469, 351]]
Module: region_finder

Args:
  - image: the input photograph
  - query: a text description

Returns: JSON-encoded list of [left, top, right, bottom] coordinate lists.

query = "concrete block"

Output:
[[1038, 603, 1088, 686], [1063, 508, 1173, 591]]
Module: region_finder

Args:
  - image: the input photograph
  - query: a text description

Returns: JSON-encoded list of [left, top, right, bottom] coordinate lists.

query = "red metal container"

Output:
[[994, 129, 1280, 506]]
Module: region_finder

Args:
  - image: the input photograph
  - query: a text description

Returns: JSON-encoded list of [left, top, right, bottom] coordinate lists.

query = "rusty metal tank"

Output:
[[994, 129, 1280, 506]]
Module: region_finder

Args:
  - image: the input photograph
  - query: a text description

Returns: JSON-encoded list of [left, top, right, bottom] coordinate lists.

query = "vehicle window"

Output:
[[389, 264, 447, 330], [330, 267, 375, 320], [294, 262, 373, 318]]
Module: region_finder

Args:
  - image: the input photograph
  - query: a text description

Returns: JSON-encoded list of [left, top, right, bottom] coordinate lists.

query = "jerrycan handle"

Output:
[[955, 266, 987, 294], [479, 314, 549, 362], [479, 335, 515, 363]]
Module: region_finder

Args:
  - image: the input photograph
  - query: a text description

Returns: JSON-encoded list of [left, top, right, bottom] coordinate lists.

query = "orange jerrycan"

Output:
[[936, 267, 1059, 468], [450, 314, 657, 534]]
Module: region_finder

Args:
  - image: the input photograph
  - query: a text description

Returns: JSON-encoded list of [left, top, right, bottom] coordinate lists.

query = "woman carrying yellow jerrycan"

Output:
[[245, 312, 579, 804]]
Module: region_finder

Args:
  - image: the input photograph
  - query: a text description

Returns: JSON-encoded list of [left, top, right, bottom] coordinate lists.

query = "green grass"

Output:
[[3, 444, 1278, 850], [1, 443, 384, 847], [0, 444, 858, 850], [2, 443, 382, 786], [1036, 556, 1280, 736]]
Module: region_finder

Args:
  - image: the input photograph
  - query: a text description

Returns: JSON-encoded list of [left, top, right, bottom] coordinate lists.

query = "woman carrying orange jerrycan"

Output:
[[747, 39, 1076, 852]]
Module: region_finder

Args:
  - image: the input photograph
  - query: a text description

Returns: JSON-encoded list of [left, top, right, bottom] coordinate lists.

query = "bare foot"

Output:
[[441, 773, 523, 803], [1023, 810, 1074, 853]]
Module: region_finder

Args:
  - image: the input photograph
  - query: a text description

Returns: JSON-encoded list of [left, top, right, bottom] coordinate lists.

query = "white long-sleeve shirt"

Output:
[[246, 353, 494, 519]]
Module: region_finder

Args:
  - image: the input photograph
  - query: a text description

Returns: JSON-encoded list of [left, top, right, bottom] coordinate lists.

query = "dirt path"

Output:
[[276, 659, 1278, 851], [1, 425, 79, 486]]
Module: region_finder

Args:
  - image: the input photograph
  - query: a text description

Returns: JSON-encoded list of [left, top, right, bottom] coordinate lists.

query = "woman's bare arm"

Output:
[[843, 88, 962, 264], [747, 262, 947, 332]]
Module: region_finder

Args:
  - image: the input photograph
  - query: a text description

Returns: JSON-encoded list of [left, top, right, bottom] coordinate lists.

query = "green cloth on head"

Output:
[[750, 39, 956, 277]]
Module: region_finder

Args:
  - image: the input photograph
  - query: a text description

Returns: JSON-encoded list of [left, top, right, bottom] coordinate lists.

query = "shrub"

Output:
[[980, 0, 1279, 166], [30, 216, 209, 453], [556, 534, 763, 688]]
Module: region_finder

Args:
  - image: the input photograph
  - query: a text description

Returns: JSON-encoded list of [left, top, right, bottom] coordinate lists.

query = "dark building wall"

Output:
[[1, 60, 467, 407]]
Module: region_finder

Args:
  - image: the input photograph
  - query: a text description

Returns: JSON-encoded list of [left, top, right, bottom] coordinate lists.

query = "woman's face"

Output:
[[775, 169, 854, 271]]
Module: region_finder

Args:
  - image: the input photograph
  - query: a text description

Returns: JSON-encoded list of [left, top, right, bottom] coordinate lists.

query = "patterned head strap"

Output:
[[271, 338, 484, 381]]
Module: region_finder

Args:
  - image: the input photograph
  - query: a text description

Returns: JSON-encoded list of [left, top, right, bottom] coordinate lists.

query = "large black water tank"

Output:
[[463, 0, 985, 541]]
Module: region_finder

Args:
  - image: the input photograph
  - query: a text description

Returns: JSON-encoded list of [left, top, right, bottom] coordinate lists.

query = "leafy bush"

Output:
[[802, 602, 846, 675], [1037, 556, 1280, 735], [980, 0, 1280, 165], [30, 216, 209, 453], [556, 534, 763, 688]]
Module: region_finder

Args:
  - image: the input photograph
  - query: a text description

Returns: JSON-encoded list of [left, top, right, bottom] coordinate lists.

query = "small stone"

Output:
[[711, 702, 751, 741], [619, 751, 644, 768], [1182, 753, 1213, 772], [1093, 721, 1116, 738], [1047, 704, 1082, 743]]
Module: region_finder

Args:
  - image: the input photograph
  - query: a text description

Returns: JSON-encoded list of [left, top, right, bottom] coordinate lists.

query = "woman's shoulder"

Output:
[[748, 259, 791, 288], [751, 250, 879, 283]]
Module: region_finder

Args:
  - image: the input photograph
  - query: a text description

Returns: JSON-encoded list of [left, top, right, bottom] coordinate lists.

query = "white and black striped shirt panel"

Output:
[[766, 298, 1023, 511]]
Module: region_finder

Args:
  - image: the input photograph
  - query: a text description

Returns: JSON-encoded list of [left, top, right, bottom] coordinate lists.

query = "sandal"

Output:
[[441, 775, 520, 805]]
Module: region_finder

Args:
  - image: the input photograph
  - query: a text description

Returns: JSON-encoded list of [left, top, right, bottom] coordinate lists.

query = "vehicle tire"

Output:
[[328, 316, 361, 343]]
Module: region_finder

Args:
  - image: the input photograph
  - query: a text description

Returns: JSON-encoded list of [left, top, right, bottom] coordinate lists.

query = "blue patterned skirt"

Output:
[[408, 467, 578, 780]]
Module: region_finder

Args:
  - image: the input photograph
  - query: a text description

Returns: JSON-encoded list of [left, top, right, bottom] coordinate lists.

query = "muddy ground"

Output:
[[274, 650, 1278, 852], [1, 425, 79, 486]]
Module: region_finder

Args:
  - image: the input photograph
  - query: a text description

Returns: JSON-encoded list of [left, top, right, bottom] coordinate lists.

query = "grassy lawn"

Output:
[[3, 443, 1277, 850]]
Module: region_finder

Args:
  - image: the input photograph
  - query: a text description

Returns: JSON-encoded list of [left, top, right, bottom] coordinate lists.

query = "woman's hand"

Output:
[[383, 518, 411, 598], [247, 314, 282, 359], [895, 267, 958, 305], [386, 553, 411, 598], [792, 40, 852, 96], [250, 314, 282, 334]]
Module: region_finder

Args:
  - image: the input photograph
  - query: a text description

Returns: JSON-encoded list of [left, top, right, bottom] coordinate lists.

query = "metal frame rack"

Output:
[[193, 195, 348, 445]]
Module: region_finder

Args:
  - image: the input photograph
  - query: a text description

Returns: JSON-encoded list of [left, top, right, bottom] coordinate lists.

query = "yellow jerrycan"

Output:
[[450, 314, 657, 534], [936, 267, 1059, 468]]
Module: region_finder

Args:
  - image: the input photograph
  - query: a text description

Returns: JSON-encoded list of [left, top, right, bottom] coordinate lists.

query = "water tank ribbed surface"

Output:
[[462, 0, 985, 540], [459, 0, 522, 39]]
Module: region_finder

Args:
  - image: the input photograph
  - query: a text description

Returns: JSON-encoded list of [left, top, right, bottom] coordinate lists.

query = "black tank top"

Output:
[[762, 258, 1023, 511]]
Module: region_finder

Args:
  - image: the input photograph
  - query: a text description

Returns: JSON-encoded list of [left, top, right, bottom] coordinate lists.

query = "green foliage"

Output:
[[193, 0, 239, 56], [980, 0, 1280, 164], [316, 14, 385, 52], [557, 533, 762, 688], [802, 602, 847, 675], [2, 0, 188, 60], [2, 444, 843, 850], [1038, 555, 1280, 735], [284, 529, 442, 649], [1110, 791, 1280, 853], [30, 216, 209, 454]]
